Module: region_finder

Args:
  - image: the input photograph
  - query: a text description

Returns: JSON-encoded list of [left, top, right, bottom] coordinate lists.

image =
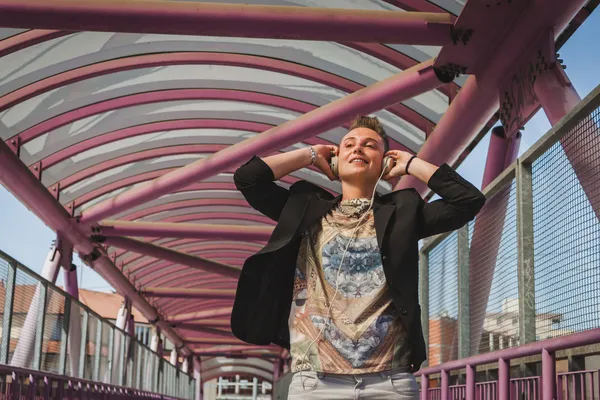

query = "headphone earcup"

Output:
[[330, 156, 339, 177], [382, 156, 394, 175]]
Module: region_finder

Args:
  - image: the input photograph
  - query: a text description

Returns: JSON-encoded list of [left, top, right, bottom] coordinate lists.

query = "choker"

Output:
[[336, 198, 372, 218]]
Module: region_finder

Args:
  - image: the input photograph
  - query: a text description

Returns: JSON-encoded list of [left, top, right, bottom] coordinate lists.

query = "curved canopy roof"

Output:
[[0, 0, 592, 382]]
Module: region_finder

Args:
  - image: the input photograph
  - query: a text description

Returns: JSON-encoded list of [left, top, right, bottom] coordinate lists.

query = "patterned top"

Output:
[[288, 199, 411, 374]]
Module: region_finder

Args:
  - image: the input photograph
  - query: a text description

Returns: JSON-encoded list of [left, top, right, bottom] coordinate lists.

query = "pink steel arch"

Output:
[[120, 241, 260, 271], [114, 237, 264, 261], [118, 199, 275, 222], [134, 252, 250, 287], [59, 144, 230, 191], [0, 29, 458, 98], [0, 29, 67, 58], [35, 118, 339, 172], [2, 52, 433, 137], [115, 238, 264, 266], [11, 88, 347, 149]]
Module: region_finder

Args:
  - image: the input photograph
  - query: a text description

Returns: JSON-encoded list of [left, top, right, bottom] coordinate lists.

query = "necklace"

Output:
[[336, 198, 372, 219]]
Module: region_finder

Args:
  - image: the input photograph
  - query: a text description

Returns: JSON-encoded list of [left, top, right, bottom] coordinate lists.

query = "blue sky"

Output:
[[0, 10, 599, 294]]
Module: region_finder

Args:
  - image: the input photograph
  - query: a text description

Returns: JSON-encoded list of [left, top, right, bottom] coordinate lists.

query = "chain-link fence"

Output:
[[420, 84, 600, 367], [0, 249, 195, 399]]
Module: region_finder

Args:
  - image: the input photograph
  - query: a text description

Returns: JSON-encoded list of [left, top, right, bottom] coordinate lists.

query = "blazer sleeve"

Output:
[[233, 156, 290, 222], [417, 164, 486, 239]]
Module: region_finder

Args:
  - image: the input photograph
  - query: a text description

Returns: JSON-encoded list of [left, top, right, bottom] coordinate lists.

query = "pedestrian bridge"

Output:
[[0, 0, 598, 399]]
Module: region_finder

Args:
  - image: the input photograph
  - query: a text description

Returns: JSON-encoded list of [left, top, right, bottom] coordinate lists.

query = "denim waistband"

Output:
[[312, 365, 412, 380]]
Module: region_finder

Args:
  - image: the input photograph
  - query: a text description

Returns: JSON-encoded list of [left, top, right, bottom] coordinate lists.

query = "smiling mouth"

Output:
[[350, 159, 368, 164]]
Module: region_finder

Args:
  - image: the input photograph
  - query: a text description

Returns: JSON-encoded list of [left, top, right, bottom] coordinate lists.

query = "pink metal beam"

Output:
[[0, 1, 453, 45], [396, 0, 590, 195], [80, 59, 448, 224], [99, 220, 273, 242], [0, 137, 191, 356], [2, 53, 431, 137], [142, 287, 235, 299], [102, 236, 241, 279], [193, 345, 278, 354], [168, 308, 232, 324], [0, 29, 67, 58]]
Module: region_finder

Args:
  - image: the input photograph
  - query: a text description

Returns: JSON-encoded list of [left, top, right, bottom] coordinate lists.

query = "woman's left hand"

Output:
[[382, 150, 416, 180]]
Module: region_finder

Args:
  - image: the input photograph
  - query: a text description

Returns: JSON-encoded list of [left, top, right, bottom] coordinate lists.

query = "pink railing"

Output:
[[557, 369, 600, 400], [416, 327, 600, 400], [0, 364, 184, 400]]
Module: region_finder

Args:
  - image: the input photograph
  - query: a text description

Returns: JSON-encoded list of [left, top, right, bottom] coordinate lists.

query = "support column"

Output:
[[457, 224, 470, 359], [542, 349, 556, 400], [148, 329, 160, 392], [194, 357, 202, 400], [468, 126, 521, 355], [10, 243, 61, 368], [64, 263, 82, 377], [516, 159, 536, 344], [252, 377, 258, 400], [534, 64, 600, 220], [111, 300, 131, 384], [125, 313, 135, 387], [418, 250, 429, 368]]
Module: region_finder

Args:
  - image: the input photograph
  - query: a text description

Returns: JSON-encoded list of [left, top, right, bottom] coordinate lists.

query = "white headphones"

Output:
[[298, 156, 393, 371]]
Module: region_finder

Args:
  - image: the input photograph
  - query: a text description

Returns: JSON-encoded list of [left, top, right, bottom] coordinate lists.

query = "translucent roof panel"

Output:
[[0, 0, 482, 358]]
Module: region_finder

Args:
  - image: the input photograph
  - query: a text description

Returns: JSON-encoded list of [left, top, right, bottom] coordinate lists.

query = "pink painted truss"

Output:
[[0, 0, 594, 376]]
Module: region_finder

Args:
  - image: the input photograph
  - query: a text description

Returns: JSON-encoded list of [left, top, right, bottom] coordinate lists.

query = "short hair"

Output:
[[348, 115, 390, 152]]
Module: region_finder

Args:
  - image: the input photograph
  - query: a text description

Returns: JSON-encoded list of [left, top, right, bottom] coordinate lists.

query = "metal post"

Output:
[[466, 364, 475, 400], [78, 310, 88, 378], [457, 223, 470, 359], [498, 357, 510, 400], [58, 296, 72, 375], [542, 349, 556, 400], [440, 369, 449, 400], [420, 374, 429, 400], [135, 342, 143, 389], [93, 319, 102, 381], [252, 377, 258, 400], [516, 159, 536, 345], [11, 244, 61, 368], [0, 260, 17, 364], [105, 325, 114, 383], [419, 250, 429, 368], [33, 282, 48, 370], [118, 330, 126, 386], [64, 263, 82, 377]]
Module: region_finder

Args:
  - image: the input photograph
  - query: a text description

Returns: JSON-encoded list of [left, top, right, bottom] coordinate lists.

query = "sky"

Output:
[[0, 10, 599, 296]]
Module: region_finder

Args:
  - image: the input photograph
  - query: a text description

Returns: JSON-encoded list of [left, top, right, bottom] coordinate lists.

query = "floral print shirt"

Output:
[[288, 200, 411, 373]]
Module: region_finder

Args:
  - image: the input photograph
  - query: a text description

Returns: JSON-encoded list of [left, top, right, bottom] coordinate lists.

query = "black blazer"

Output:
[[231, 156, 486, 370]]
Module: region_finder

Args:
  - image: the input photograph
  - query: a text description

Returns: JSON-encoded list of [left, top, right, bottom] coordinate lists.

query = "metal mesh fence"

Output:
[[0, 250, 193, 398], [428, 231, 459, 366], [532, 105, 600, 339], [84, 313, 100, 380], [10, 267, 40, 370], [0, 258, 11, 364], [470, 180, 519, 355], [420, 86, 600, 369]]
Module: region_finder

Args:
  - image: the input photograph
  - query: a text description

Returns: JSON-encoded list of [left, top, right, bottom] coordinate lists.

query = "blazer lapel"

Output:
[[373, 201, 395, 250], [297, 196, 339, 235]]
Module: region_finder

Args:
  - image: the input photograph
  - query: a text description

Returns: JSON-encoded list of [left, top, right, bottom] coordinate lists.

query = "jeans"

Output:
[[287, 367, 419, 399]]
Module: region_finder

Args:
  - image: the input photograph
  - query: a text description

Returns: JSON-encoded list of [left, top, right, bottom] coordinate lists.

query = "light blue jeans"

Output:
[[287, 367, 419, 399]]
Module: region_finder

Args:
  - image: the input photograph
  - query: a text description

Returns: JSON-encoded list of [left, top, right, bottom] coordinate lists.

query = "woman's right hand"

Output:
[[311, 145, 339, 181]]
